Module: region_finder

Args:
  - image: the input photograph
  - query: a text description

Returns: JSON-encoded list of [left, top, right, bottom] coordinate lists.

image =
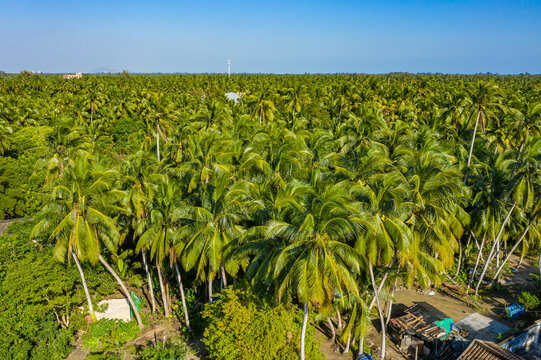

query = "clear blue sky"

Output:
[[1, 0, 540, 74]]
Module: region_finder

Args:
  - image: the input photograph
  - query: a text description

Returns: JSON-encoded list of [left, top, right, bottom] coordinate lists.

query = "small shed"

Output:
[[95, 298, 131, 322], [457, 339, 524, 360]]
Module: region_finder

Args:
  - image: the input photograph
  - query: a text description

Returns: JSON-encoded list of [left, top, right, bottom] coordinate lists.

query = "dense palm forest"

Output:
[[0, 73, 540, 359]]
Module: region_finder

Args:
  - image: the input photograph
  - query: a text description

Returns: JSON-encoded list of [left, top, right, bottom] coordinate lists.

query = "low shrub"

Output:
[[202, 287, 323, 360], [518, 291, 540, 311]]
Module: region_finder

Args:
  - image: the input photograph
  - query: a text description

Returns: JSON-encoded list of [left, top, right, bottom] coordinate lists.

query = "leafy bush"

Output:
[[0, 233, 117, 359], [0, 126, 49, 219], [518, 291, 540, 311], [0, 250, 82, 359], [82, 318, 140, 355], [136, 339, 191, 360], [202, 288, 323, 360], [172, 288, 205, 335]]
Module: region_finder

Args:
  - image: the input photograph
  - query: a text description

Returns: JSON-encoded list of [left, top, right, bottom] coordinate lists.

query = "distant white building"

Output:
[[63, 72, 82, 79], [224, 92, 241, 103]]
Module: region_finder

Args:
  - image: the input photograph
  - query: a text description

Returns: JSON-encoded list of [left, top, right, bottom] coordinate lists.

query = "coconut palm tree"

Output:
[[136, 174, 191, 323], [270, 176, 362, 360], [180, 173, 250, 302], [32, 153, 144, 329], [465, 82, 504, 173]]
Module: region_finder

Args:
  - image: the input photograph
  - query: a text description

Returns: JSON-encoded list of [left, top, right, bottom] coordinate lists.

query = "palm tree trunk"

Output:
[[336, 308, 343, 329], [71, 249, 94, 317], [221, 264, 227, 288], [466, 110, 481, 168], [141, 250, 156, 313], [156, 260, 170, 317], [518, 253, 524, 270], [99, 255, 144, 330], [208, 277, 213, 303], [165, 277, 172, 315], [369, 263, 386, 360], [368, 258, 395, 310], [475, 201, 517, 296], [489, 223, 531, 287], [454, 234, 470, 280], [496, 240, 500, 270], [358, 337, 364, 357], [327, 317, 336, 343], [156, 128, 160, 162], [343, 333, 351, 354], [174, 262, 191, 331], [385, 279, 397, 326], [300, 301, 308, 360], [467, 234, 485, 292]]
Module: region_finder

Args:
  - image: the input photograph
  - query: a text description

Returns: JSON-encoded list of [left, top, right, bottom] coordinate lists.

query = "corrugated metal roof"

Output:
[[457, 339, 524, 360]]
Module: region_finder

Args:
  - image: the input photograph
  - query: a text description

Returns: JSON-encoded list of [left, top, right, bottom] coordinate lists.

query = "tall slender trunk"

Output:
[[454, 235, 470, 280], [358, 337, 365, 357], [360, 260, 395, 350], [466, 110, 481, 169], [71, 249, 94, 317], [368, 258, 395, 310], [327, 317, 336, 343], [343, 334, 351, 354], [165, 276, 172, 316], [385, 279, 397, 326], [300, 302, 308, 360], [141, 250, 156, 313], [156, 128, 160, 162], [467, 234, 485, 291], [453, 239, 463, 280], [221, 265, 227, 288], [336, 308, 343, 329], [496, 240, 500, 270], [174, 262, 191, 331], [369, 263, 386, 360], [472, 231, 486, 262], [489, 223, 531, 287], [475, 201, 517, 297], [99, 255, 144, 330], [208, 277, 213, 303], [156, 260, 170, 317]]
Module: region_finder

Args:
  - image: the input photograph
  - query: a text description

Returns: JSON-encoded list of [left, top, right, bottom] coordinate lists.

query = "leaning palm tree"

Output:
[[270, 176, 362, 360], [32, 153, 144, 329]]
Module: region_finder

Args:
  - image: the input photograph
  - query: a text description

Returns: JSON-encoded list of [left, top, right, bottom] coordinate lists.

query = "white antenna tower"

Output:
[[227, 59, 231, 77]]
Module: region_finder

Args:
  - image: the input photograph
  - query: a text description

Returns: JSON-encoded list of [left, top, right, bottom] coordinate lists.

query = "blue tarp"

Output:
[[506, 302, 525, 320], [356, 353, 373, 360]]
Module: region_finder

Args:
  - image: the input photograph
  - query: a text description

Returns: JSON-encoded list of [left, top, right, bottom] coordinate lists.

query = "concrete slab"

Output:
[[454, 313, 510, 342], [95, 298, 131, 322]]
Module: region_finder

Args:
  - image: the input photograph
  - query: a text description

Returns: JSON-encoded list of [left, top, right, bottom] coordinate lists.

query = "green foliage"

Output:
[[136, 338, 191, 360], [518, 291, 540, 311], [0, 127, 48, 219], [202, 288, 323, 360], [0, 250, 82, 359], [0, 230, 117, 359], [82, 318, 140, 355], [111, 117, 142, 154], [172, 288, 204, 335]]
